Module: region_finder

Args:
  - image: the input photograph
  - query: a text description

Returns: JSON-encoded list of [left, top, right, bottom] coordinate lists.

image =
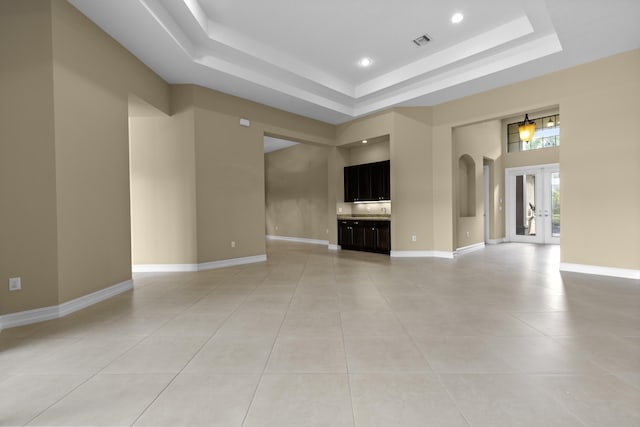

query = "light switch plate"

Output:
[[9, 277, 21, 291]]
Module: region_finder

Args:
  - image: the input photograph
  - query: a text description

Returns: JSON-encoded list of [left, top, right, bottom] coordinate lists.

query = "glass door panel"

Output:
[[506, 164, 559, 244], [508, 170, 542, 243], [546, 171, 560, 243]]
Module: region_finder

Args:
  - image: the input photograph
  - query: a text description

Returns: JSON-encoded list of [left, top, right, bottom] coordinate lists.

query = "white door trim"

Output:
[[505, 163, 560, 244], [483, 165, 490, 243]]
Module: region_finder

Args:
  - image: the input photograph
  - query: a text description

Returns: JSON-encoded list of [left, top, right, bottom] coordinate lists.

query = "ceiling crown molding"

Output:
[[138, 0, 562, 119]]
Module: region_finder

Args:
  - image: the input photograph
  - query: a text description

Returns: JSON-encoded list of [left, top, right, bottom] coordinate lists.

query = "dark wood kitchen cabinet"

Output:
[[338, 219, 390, 254], [344, 160, 390, 202], [370, 160, 390, 201], [338, 220, 364, 248], [344, 166, 359, 203]]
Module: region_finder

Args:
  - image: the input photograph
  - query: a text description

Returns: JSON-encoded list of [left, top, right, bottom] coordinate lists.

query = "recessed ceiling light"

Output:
[[451, 13, 464, 23], [358, 58, 372, 67], [362, 140, 368, 144]]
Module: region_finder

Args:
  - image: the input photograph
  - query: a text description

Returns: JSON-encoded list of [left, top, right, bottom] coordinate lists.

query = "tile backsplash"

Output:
[[337, 202, 391, 216]]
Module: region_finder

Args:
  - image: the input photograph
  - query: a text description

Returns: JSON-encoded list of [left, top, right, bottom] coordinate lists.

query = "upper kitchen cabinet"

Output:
[[370, 160, 390, 201], [344, 160, 390, 202]]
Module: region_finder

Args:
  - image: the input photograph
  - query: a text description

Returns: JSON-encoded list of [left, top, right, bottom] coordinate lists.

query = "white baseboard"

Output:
[[266, 235, 329, 245], [198, 255, 267, 271], [455, 242, 485, 255], [328, 244, 340, 250], [133, 254, 267, 273], [0, 279, 133, 330], [560, 263, 640, 280], [486, 238, 506, 245], [132, 263, 198, 273], [390, 250, 454, 259]]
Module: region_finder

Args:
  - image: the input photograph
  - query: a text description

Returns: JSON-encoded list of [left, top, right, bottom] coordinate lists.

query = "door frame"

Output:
[[505, 163, 560, 244], [483, 165, 490, 243]]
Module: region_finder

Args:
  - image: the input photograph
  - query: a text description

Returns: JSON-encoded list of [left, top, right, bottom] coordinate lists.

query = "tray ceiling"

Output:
[[69, 0, 640, 124]]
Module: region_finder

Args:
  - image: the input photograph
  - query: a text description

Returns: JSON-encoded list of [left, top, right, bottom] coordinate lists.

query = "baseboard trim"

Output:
[[266, 235, 329, 246], [328, 244, 340, 251], [486, 238, 506, 245], [132, 264, 198, 273], [198, 255, 267, 271], [133, 254, 267, 273], [0, 279, 133, 330], [390, 250, 454, 259], [455, 242, 485, 255], [560, 263, 640, 280]]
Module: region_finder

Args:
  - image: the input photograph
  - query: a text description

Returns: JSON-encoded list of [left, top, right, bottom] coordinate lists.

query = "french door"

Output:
[[506, 164, 560, 244]]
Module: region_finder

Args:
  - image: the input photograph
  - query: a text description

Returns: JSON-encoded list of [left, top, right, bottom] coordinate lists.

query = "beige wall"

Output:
[[328, 147, 350, 244], [194, 105, 266, 262], [128, 107, 197, 265], [51, 0, 170, 302], [265, 144, 330, 240], [391, 108, 434, 251], [129, 81, 337, 266], [336, 111, 394, 146], [348, 140, 390, 165], [560, 54, 639, 268], [0, 0, 59, 314], [192, 85, 335, 147], [1, 0, 171, 315], [190, 85, 337, 262]]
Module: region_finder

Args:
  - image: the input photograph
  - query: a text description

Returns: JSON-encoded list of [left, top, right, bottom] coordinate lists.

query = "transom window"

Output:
[[507, 114, 560, 153]]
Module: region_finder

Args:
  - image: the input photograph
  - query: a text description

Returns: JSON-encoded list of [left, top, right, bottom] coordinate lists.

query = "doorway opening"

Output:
[[505, 164, 560, 244], [263, 135, 330, 245], [483, 163, 490, 243]]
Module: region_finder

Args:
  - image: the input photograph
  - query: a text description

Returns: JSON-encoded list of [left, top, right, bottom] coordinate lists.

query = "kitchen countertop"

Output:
[[337, 215, 391, 221]]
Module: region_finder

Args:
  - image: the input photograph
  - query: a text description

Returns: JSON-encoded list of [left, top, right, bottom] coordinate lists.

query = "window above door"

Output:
[[507, 114, 560, 153]]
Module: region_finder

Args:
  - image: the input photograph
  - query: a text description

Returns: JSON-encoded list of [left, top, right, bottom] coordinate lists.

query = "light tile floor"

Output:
[[1, 241, 639, 426]]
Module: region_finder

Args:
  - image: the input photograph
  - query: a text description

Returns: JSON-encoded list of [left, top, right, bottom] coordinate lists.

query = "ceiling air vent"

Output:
[[412, 34, 431, 46]]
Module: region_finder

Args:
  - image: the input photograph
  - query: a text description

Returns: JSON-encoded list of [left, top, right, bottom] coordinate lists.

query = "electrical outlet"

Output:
[[338, 207, 343, 213], [275, 225, 278, 231], [466, 231, 470, 237], [411, 235, 417, 242], [9, 277, 21, 291], [231, 241, 236, 248]]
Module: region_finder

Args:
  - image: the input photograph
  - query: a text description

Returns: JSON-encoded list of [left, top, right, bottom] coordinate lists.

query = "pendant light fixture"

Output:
[[518, 114, 536, 143]]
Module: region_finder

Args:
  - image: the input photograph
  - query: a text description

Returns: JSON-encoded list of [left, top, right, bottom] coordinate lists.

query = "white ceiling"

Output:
[[69, 0, 640, 124]]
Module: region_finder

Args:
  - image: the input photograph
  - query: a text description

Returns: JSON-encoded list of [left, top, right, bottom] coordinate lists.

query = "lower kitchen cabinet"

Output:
[[338, 220, 390, 254]]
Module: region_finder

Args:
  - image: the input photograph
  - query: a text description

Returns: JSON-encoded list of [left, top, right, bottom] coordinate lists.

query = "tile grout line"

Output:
[[339, 311, 358, 427], [120, 276, 234, 427], [21, 370, 98, 426], [27, 257, 273, 425], [127, 311, 238, 426], [130, 267, 261, 426], [81, 273, 238, 426], [239, 254, 305, 427], [335, 253, 358, 427], [380, 278, 475, 427]]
